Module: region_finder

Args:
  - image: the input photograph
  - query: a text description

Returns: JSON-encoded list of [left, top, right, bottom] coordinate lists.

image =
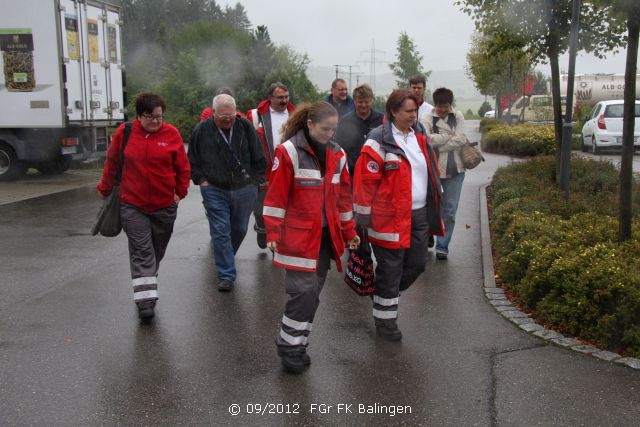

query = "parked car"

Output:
[[581, 100, 640, 154], [484, 110, 495, 119]]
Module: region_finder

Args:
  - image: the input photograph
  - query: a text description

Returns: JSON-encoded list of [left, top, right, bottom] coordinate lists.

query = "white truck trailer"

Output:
[[0, 0, 124, 180], [558, 73, 640, 104]]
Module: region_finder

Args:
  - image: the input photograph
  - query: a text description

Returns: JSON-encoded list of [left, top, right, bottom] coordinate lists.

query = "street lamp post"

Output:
[[559, 0, 581, 199]]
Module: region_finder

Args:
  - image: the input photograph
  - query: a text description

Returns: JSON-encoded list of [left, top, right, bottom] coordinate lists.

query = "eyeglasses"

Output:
[[215, 114, 236, 120], [271, 95, 290, 101], [141, 114, 163, 121]]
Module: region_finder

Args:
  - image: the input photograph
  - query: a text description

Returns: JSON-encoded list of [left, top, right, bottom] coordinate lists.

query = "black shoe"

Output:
[[428, 235, 435, 248], [257, 232, 267, 249], [217, 280, 233, 292], [376, 322, 402, 342], [436, 252, 448, 260], [137, 301, 156, 320], [278, 349, 307, 374], [301, 348, 311, 366]]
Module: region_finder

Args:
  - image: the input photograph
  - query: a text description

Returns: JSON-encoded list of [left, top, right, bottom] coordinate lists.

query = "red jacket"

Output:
[[353, 120, 445, 249], [246, 99, 296, 188], [263, 130, 357, 272], [98, 121, 191, 212]]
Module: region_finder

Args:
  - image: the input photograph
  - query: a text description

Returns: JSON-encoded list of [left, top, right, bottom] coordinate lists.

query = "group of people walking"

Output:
[[97, 76, 470, 374]]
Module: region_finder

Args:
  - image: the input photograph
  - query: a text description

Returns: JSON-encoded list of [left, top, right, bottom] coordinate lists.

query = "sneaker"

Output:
[[376, 322, 402, 342], [436, 252, 448, 260], [217, 279, 233, 292], [137, 300, 156, 320], [278, 349, 307, 374], [257, 231, 267, 249]]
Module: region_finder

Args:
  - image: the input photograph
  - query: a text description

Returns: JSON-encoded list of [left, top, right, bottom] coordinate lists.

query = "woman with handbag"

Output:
[[97, 93, 191, 320], [419, 87, 468, 260], [353, 89, 444, 342], [262, 101, 360, 373]]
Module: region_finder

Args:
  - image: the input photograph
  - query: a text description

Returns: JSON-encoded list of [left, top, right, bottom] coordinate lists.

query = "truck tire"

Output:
[[37, 155, 71, 175], [0, 142, 26, 181]]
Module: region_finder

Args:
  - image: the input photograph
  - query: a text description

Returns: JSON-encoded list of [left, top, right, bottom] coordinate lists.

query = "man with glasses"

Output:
[[325, 78, 355, 118], [188, 94, 266, 291], [246, 82, 295, 249]]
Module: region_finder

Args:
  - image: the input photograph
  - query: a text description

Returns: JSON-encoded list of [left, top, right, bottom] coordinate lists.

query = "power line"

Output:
[[359, 39, 387, 94]]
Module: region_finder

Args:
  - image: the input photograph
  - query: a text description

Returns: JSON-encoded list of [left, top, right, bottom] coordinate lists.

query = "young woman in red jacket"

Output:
[[263, 101, 360, 373], [98, 93, 191, 321]]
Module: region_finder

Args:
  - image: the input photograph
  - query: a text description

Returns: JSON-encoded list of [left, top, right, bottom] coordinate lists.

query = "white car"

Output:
[[581, 100, 640, 154], [484, 110, 495, 119]]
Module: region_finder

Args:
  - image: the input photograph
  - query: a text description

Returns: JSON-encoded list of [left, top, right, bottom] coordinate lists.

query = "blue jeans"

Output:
[[200, 184, 258, 281], [436, 172, 465, 255]]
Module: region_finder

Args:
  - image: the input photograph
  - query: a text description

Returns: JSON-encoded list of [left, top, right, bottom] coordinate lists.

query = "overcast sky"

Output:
[[219, 0, 634, 76]]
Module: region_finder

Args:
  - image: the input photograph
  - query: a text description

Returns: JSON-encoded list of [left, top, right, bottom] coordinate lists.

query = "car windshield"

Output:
[[604, 104, 640, 118]]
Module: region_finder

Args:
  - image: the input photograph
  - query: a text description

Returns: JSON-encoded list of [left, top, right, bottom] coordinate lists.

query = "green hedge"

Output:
[[490, 156, 640, 357], [482, 123, 556, 156]]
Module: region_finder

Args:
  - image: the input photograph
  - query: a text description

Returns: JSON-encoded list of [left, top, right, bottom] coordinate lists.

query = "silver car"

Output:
[[581, 100, 640, 154]]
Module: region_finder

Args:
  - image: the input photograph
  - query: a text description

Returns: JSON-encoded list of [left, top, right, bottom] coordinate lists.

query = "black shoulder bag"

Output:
[[92, 122, 132, 237]]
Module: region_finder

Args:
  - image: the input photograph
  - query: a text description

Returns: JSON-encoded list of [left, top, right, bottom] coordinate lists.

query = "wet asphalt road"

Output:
[[1, 121, 639, 426]]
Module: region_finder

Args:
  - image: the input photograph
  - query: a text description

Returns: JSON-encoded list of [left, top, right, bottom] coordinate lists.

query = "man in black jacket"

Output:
[[188, 94, 266, 291], [334, 84, 383, 177]]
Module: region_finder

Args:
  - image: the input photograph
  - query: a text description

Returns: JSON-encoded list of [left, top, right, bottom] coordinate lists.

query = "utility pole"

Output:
[[559, 0, 581, 200], [359, 39, 386, 94], [332, 64, 357, 87]]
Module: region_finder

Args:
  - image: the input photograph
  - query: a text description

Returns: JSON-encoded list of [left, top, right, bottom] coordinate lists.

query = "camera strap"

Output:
[[216, 124, 255, 184]]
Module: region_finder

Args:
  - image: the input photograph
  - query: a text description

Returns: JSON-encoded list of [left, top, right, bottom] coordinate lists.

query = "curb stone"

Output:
[[479, 184, 640, 370]]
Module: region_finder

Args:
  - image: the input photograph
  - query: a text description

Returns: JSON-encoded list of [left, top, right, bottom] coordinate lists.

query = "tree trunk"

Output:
[[618, 19, 639, 242]]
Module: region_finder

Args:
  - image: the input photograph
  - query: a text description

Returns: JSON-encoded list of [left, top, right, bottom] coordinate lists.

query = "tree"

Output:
[[601, 0, 640, 242], [478, 101, 493, 117], [457, 0, 626, 152], [532, 70, 549, 94], [465, 31, 531, 117], [389, 32, 431, 87]]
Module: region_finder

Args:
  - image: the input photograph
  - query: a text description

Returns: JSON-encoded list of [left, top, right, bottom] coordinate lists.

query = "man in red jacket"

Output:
[[246, 82, 295, 249]]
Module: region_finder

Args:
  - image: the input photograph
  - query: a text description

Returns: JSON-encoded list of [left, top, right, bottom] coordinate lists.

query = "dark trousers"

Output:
[[276, 230, 332, 352], [253, 188, 267, 234], [120, 203, 178, 303], [371, 207, 429, 325]]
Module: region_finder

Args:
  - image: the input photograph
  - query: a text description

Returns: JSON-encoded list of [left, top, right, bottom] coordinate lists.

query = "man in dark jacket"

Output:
[[188, 94, 266, 291], [324, 78, 355, 118], [334, 83, 383, 176]]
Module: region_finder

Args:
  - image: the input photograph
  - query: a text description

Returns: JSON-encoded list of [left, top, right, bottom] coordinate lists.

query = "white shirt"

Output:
[[269, 107, 289, 149], [391, 124, 428, 210], [418, 101, 434, 119]]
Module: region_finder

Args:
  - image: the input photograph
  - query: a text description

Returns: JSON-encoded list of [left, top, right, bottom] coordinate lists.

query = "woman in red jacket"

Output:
[[98, 93, 191, 321], [352, 89, 444, 341], [263, 101, 360, 373]]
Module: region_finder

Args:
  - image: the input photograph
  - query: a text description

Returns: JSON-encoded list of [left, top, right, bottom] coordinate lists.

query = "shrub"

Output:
[[482, 124, 556, 157], [479, 118, 500, 134], [478, 101, 493, 118], [490, 156, 640, 357]]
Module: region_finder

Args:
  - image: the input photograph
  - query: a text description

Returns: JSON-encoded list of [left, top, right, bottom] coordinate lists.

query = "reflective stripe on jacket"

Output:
[[263, 130, 357, 272], [352, 119, 445, 249]]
